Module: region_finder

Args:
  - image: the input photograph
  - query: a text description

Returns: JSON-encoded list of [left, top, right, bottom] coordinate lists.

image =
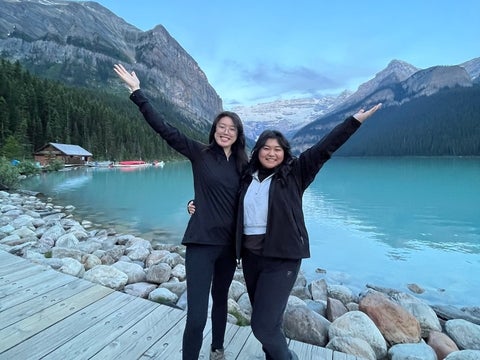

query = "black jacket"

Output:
[[130, 90, 242, 246], [235, 116, 362, 260]]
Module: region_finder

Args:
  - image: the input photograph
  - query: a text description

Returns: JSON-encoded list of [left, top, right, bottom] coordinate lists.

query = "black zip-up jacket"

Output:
[[235, 116, 362, 260], [130, 90, 241, 246]]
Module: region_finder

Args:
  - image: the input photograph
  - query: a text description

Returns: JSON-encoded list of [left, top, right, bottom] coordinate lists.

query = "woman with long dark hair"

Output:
[[114, 64, 248, 360], [235, 104, 381, 359]]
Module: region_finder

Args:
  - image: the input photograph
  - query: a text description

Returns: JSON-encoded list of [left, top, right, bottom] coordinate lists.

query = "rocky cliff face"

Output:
[[0, 0, 222, 125], [331, 60, 419, 113]]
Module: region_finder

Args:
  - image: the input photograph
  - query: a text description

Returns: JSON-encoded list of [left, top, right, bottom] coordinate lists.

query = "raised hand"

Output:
[[113, 64, 141, 93], [353, 103, 382, 123]]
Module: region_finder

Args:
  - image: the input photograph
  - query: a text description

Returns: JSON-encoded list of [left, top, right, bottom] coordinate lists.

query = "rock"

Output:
[[59, 257, 85, 277], [391, 291, 442, 337], [112, 260, 146, 284], [145, 250, 170, 267], [326, 336, 376, 360], [171, 263, 186, 281], [328, 284, 357, 305], [83, 264, 128, 290], [326, 297, 348, 322], [228, 280, 246, 302], [309, 278, 328, 302], [55, 232, 79, 248], [329, 310, 387, 360], [445, 350, 480, 360], [433, 305, 480, 325], [82, 253, 102, 270], [148, 287, 178, 306], [146, 262, 172, 284], [359, 289, 422, 345], [305, 299, 327, 317], [388, 342, 437, 360], [0, 233, 22, 246], [158, 252, 184, 267], [237, 292, 252, 316], [283, 303, 330, 347], [445, 319, 480, 350], [159, 280, 187, 298], [228, 298, 250, 325], [51, 247, 84, 262], [124, 282, 158, 298], [407, 283, 425, 294], [427, 330, 459, 360]]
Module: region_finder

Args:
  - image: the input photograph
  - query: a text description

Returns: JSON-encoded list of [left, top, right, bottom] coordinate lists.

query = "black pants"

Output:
[[242, 249, 301, 360], [182, 244, 236, 360]]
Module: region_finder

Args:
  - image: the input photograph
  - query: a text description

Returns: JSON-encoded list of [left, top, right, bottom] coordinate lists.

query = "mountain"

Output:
[[236, 57, 480, 150], [290, 60, 478, 154], [0, 0, 221, 130], [460, 57, 480, 81]]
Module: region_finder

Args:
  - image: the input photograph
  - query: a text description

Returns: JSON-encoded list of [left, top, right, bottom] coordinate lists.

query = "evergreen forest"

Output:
[[335, 85, 480, 156], [0, 59, 208, 162]]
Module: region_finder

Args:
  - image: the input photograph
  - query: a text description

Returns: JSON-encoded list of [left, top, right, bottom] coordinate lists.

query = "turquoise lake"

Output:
[[20, 157, 480, 308]]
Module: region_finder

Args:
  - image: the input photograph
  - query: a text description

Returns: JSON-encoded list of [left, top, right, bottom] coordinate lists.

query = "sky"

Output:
[[74, 0, 479, 107]]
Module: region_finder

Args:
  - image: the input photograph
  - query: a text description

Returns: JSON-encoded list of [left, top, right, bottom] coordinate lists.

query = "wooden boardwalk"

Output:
[[0, 250, 362, 360]]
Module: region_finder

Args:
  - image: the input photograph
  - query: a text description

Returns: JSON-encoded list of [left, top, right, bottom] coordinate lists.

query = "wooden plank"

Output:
[[90, 305, 186, 360], [230, 326, 264, 359], [43, 295, 158, 360], [139, 316, 187, 360], [0, 250, 23, 268], [290, 339, 334, 360], [0, 266, 63, 297], [0, 261, 51, 285], [0, 256, 31, 272], [0, 282, 114, 353], [0, 269, 76, 306], [0, 278, 94, 329], [0, 289, 130, 359], [0, 270, 78, 311], [221, 324, 254, 359], [197, 320, 239, 360]]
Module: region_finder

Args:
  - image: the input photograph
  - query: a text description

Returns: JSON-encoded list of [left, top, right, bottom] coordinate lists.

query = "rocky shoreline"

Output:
[[1, 189, 479, 360]]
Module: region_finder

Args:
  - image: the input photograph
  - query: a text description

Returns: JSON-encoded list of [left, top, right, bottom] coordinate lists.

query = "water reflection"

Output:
[[22, 162, 193, 242], [304, 157, 480, 255]]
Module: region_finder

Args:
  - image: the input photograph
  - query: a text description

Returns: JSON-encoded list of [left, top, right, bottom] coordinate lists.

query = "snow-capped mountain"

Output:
[[230, 91, 352, 140]]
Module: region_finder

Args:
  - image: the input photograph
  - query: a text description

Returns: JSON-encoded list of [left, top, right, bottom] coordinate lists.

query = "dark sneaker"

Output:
[[210, 348, 225, 360]]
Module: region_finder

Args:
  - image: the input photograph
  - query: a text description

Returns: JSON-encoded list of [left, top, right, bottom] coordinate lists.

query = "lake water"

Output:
[[20, 157, 480, 308]]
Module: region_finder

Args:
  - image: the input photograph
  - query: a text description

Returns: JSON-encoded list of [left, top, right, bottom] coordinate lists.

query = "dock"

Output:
[[0, 250, 362, 359]]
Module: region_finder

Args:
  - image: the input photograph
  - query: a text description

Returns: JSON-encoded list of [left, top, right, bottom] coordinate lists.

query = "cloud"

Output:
[[244, 63, 340, 93], [217, 60, 349, 106]]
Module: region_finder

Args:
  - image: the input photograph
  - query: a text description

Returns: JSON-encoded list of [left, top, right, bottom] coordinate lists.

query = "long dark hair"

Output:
[[208, 111, 248, 173], [247, 129, 293, 174]]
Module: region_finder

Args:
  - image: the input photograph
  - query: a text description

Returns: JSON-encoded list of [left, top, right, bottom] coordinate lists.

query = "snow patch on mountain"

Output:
[[229, 91, 352, 140]]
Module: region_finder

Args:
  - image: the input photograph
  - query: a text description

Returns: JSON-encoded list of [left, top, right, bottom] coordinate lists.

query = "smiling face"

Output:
[[214, 116, 238, 151], [258, 138, 285, 169]]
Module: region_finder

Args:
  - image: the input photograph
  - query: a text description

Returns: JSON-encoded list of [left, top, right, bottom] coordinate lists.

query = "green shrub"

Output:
[[229, 309, 250, 327], [45, 159, 64, 171], [17, 161, 41, 176], [0, 158, 20, 190]]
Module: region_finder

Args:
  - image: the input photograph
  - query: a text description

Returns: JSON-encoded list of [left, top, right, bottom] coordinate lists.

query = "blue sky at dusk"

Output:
[[72, 0, 479, 107]]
